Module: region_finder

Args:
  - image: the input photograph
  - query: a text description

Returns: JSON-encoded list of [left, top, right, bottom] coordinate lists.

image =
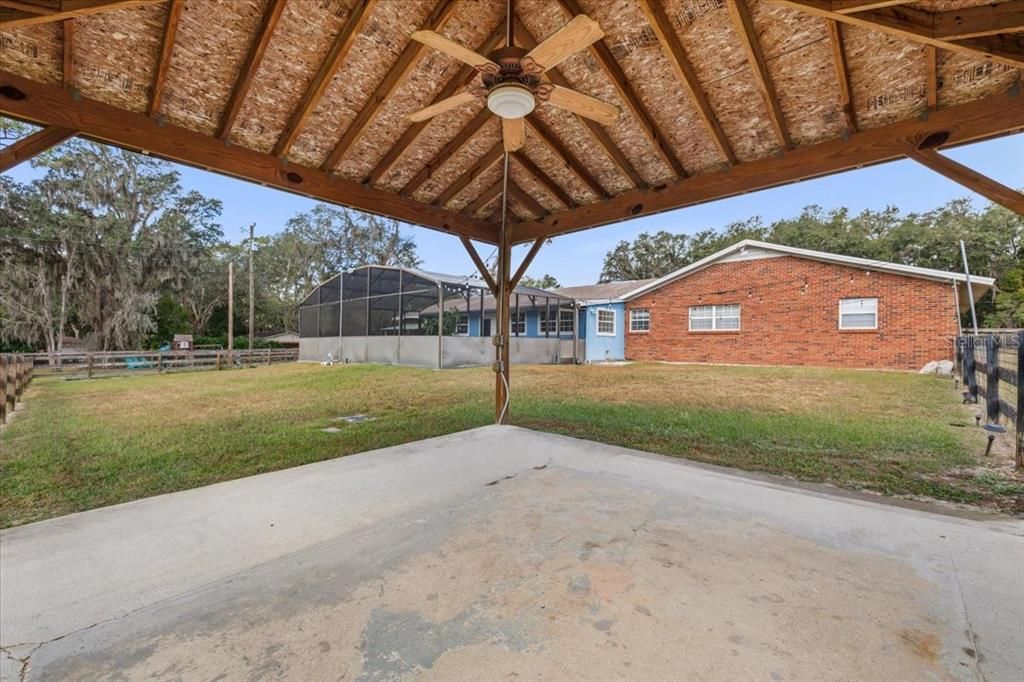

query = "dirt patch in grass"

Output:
[[1, 362, 1018, 527]]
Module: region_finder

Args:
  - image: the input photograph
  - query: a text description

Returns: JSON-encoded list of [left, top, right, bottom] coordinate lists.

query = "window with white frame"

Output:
[[511, 311, 526, 335], [596, 309, 616, 336], [538, 309, 556, 334], [559, 309, 575, 334], [839, 297, 878, 329], [629, 308, 650, 332], [455, 314, 469, 336], [689, 304, 740, 331]]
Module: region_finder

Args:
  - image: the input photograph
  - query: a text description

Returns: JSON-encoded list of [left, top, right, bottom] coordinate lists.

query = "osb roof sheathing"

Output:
[[1, 0, 1020, 229]]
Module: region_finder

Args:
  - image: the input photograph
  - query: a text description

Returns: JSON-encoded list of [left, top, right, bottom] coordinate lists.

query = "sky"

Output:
[[4, 133, 1021, 287]]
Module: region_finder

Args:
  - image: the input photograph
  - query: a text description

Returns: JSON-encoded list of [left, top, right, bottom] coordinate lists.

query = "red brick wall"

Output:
[[625, 255, 960, 370]]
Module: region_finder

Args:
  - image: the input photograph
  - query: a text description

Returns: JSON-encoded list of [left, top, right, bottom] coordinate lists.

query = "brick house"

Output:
[[616, 241, 994, 370]]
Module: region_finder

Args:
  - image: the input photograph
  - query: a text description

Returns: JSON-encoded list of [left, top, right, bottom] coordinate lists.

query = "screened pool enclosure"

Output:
[[298, 266, 578, 368]]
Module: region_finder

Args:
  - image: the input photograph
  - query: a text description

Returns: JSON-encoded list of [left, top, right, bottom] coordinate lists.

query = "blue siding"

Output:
[[583, 302, 625, 361]]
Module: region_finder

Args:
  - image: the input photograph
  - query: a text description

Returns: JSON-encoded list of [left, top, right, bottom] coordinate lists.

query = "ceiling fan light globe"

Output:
[[487, 84, 535, 119]]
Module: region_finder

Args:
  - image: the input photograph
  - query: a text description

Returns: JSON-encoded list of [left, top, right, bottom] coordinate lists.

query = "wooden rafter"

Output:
[[0, 0, 160, 28], [555, 0, 689, 180], [512, 151, 574, 209], [320, 0, 458, 172], [826, 20, 856, 133], [511, 89, 1024, 242], [515, 18, 645, 189], [932, 2, 1024, 40], [831, 0, 911, 13], [637, 0, 737, 165], [367, 20, 506, 187], [771, 0, 1024, 67], [508, 182, 547, 218], [925, 45, 938, 110], [434, 142, 503, 208], [148, 0, 182, 117], [0, 71, 496, 241], [909, 149, 1024, 215], [526, 115, 607, 200], [0, 124, 74, 172], [272, 0, 376, 158], [465, 178, 504, 217], [62, 19, 73, 89], [727, 0, 792, 150], [217, 0, 288, 140], [402, 105, 491, 197]]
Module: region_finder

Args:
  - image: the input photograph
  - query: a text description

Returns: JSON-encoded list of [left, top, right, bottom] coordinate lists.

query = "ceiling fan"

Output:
[[407, 0, 620, 153]]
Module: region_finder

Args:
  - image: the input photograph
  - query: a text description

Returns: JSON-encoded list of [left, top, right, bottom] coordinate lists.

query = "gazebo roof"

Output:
[[1, 0, 1021, 246]]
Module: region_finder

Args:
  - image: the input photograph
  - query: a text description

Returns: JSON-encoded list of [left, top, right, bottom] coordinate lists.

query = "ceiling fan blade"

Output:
[[503, 117, 525, 152], [410, 30, 500, 72], [407, 91, 478, 123], [523, 15, 604, 72], [545, 84, 620, 126]]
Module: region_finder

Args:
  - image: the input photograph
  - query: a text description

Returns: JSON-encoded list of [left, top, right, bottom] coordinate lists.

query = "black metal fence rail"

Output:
[[23, 348, 299, 379], [0, 354, 34, 425], [956, 331, 1023, 468]]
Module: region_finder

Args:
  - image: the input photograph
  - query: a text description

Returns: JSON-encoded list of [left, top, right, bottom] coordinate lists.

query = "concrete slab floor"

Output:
[[1, 426, 1022, 681]]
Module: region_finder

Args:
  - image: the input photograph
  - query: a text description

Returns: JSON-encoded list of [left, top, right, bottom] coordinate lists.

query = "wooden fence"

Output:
[[956, 331, 1023, 468], [0, 354, 34, 425], [24, 348, 298, 379]]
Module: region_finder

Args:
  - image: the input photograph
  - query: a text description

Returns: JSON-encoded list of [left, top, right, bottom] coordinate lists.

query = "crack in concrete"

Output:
[[950, 556, 988, 682]]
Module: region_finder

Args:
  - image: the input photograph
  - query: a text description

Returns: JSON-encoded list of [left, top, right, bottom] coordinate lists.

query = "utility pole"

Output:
[[227, 262, 234, 352], [959, 239, 979, 335], [248, 223, 255, 357]]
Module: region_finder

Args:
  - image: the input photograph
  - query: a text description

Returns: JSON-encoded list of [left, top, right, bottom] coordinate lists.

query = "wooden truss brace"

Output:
[[771, 0, 1024, 67], [0, 124, 74, 172], [0, 0, 160, 29], [909, 149, 1024, 215], [511, 89, 1024, 242], [0, 70, 497, 242], [148, 0, 182, 117], [728, 0, 792, 150]]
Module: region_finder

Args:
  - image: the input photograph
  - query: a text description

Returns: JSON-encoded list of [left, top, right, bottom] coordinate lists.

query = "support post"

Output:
[[1017, 330, 1023, 470], [0, 357, 6, 424], [495, 221, 512, 424], [227, 262, 234, 352], [87, 353, 94, 379], [963, 338, 978, 403], [985, 335, 999, 423]]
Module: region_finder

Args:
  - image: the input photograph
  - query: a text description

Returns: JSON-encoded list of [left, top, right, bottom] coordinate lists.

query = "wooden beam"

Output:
[[434, 142, 503, 207], [556, 0, 689, 180], [727, 0, 792, 149], [515, 18, 645, 189], [0, 124, 74, 171], [148, 0, 182, 117], [771, 0, 1024, 67], [62, 18, 73, 89], [367, 19, 506, 187], [636, 0, 737, 165], [0, 0, 160, 29], [932, 2, 1024, 40], [909, 148, 1024, 215], [526, 114, 607, 200], [272, 0, 376, 158], [459, 236, 497, 295], [0, 70, 497, 242], [925, 45, 938, 110], [510, 89, 1024, 242], [465, 178, 503, 216], [826, 19, 857, 133], [217, 0, 288, 140], [509, 238, 545, 289], [508, 181, 547, 218], [320, 0, 458, 172], [831, 0, 911, 13], [512, 150, 574, 209], [402, 105, 492, 197]]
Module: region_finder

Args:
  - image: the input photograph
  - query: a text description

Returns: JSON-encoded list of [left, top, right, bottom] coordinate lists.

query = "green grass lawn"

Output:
[[1, 362, 1020, 527]]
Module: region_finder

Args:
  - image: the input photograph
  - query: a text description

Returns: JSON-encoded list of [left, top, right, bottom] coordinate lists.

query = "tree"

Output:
[[518, 274, 561, 289]]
